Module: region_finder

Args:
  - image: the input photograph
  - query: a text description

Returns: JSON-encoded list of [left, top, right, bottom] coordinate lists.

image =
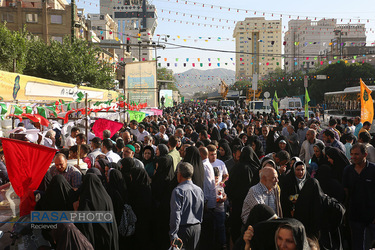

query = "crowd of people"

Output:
[[1, 103, 375, 250]]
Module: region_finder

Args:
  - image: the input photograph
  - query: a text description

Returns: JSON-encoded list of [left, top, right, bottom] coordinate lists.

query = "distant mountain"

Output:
[[174, 68, 235, 97]]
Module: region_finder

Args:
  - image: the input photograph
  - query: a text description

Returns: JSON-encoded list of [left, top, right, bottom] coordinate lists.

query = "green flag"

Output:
[[128, 110, 146, 123], [181, 97, 185, 103], [37, 106, 47, 118], [13, 105, 23, 115], [305, 88, 310, 118], [67, 102, 72, 111], [273, 91, 279, 116], [0, 103, 7, 115], [59, 99, 65, 104], [25, 106, 32, 114], [45, 106, 57, 117]]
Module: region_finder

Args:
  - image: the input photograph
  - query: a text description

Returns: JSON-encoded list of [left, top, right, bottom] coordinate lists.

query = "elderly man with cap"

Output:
[[123, 144, 144, 168], [137, 124, 149, 142]]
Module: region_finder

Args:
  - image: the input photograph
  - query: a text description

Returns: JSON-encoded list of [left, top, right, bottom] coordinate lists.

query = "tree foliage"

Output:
[[0, 23, 115, 89], [24, 37, 114, 89], [157, 67, 179, 92], [0, 23, 29, 73], [260, 63, 375, 103]]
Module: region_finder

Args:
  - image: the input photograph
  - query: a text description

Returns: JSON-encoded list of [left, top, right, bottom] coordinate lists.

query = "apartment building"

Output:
[[233, 17, 282, 79]]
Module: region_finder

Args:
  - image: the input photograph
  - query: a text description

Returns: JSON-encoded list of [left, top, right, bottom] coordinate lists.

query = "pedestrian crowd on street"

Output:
[[1, 103, 375, 250]]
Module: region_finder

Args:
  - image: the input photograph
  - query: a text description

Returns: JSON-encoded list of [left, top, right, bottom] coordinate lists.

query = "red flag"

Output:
[[8, 114, 23, 121], [1, 138, 57, 215], [23, 113, 39, 123], [92, 118, 124, 139], [64, 110, 75, 124], [34, 114, 50, 127]]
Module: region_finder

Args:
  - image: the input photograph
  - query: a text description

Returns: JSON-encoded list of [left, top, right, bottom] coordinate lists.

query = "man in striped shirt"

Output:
[[241, 167, 281, 224]]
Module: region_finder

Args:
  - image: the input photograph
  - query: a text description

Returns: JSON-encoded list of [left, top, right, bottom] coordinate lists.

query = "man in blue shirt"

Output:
[[354, 116, 363, 138], [170, 162, 204, 250]]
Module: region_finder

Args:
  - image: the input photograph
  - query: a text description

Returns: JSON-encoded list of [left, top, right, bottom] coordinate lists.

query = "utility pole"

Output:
[[71, 0, 75, 42]]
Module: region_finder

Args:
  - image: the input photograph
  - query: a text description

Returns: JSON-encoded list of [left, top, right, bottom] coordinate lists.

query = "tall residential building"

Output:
[[100, 0, 157, 61], [233, 17, 282, 79], [284, 19, 366, 73]]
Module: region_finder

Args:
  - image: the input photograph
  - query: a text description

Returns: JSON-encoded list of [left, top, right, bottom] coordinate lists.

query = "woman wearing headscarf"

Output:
[[183, 145, 205, 189], [280, 161, 310, 218], [119, 157, 137, 187], [251, 138, 265, 159], [142, 145, 156, 178], [94, 158, 110, 185], [294, 178, 345, 250], [36, 175, 76, 211], [233, 204, 278, 250], [209, 124, 221, 141], [75, 173, 119, 250], [309, 142, 328, 176], [106, 169, 128, 224], [243, 218, 310, 250], [225, 146, 260, 242], [273, 135, 293, 156], [231, 137, 244, 149], [127, 166, 153, 249], [151, 144, 175, 249], [106, 169, 128, 249], [133, 141, 143, 161], [220, 128, 233, 144], [325, 147, 350, 183], [218, 143, 233, 162]]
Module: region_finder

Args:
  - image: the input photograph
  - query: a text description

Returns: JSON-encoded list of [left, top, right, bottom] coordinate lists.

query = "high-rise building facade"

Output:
[[284, 19, 366, 72], [233, 17, 282, 79], [100, 0, 157, 61]]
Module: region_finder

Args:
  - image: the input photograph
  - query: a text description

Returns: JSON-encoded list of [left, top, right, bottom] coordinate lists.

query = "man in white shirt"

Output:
[[156, 125, 169, 141], [129, 120, 140, 138], [65, 127, 80, 149], [299, 129, 323, 169], [87, 137, 103, 166], [137, 124, 149, 142], [101, 139, 121, 163], [207, 145, 229, 183]]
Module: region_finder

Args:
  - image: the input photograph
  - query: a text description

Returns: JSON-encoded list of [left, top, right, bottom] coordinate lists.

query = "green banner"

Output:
[[128, 110, 146, 123]]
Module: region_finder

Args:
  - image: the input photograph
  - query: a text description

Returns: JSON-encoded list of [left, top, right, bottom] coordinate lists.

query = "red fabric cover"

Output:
[[92, 118, 124, 140], [1, 138, 57, 216]]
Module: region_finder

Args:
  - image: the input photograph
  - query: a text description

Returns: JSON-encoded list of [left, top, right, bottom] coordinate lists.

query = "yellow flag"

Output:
[[360, 78, 374, 123]]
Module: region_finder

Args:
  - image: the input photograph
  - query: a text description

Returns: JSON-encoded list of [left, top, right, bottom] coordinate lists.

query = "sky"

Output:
[[76, 0, 375, 75]]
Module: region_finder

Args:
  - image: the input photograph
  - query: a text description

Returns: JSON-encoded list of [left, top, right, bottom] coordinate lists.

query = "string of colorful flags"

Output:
[[158, 0, 375, 23], [2, 93, 148, 126]]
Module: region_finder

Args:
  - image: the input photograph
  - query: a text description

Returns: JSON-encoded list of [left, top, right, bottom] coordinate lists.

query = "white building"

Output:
[[233, 17, 282, 79], [99, 0, 157, 61]]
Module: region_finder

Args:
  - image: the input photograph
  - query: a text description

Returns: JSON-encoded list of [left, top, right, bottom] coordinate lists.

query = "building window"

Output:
[[51, 15, 62, 24], [26, 13, 38, 23], [51, 36, 63, 43], [2, 13, 14, 22]]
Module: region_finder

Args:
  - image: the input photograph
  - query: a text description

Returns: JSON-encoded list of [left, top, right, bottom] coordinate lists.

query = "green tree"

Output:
[[24, 36, 114, 89], [0, 23, 29, 73], [157, 67, 179, 92]]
